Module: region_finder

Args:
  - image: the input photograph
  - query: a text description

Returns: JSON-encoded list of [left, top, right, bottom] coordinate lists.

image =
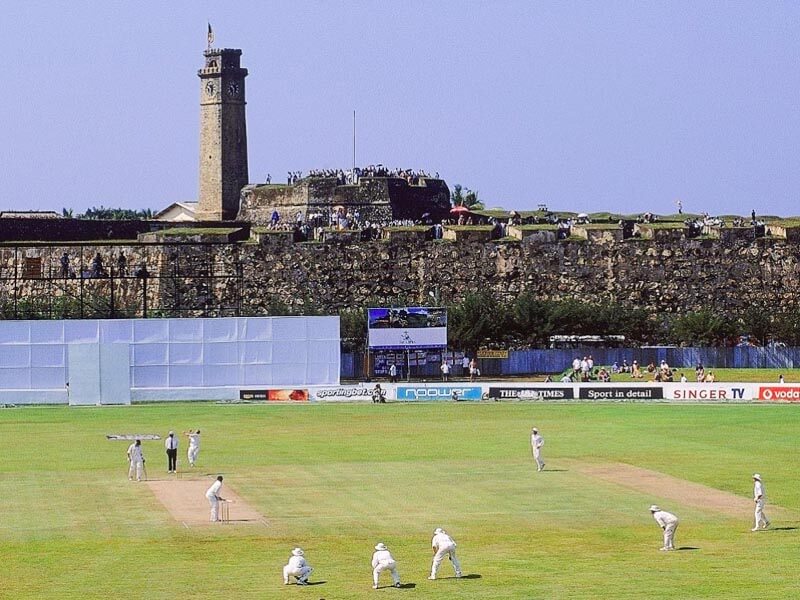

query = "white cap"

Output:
[[374, 543, 387, 551], [753, 473, 761, 480], [532, 428, 538, 433], [169, 431, 174, 435], [434, 528, 444, 534], [291, 548, 304, 556], [649, 505, 660, 512]]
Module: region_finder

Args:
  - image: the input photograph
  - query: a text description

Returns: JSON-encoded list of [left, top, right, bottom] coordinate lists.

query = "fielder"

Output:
[[649, 505, 679, 551], [205, 475, 225, 522], [531, 427, 545, 471], [752, 473, 771, 531], [283, 547, 313, 585], [371, 542, 401, 589], [185, 429, 201, 467], [428, 528, 462, 580], [127, 439, 145, 481]]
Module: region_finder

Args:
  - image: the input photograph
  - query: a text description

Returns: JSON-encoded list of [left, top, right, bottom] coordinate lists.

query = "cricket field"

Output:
[[1, 401, 798, 599]]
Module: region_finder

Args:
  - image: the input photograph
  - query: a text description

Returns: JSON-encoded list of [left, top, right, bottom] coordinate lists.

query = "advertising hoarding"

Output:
[[367, 307, 447, 349]]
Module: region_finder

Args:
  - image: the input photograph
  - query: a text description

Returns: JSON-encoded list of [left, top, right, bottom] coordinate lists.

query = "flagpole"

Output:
[[352, 109, 356, 175]]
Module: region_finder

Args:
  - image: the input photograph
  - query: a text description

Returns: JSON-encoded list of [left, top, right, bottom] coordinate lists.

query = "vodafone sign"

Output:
[[758, 387, 800, 402]]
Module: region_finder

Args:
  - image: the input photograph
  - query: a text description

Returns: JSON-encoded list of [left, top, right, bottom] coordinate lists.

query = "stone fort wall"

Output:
[[2, 236, 799, 318], [239, 177, 451, 225]]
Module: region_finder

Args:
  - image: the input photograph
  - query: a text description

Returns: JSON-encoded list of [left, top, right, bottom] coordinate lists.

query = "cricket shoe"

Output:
[[296, 580, 308, 586], [427, 576, 436, 580], [751, 527, 760, 532], [394, 582, 401, 588], [372, 584, 378, 589]]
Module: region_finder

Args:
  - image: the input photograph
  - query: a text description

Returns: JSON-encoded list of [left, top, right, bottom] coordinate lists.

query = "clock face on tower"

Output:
[[227, 81, 240, 97], [205, 81, 215, 97]]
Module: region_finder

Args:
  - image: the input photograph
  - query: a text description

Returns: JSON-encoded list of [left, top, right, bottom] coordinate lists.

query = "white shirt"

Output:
[[206, 480, 223, 498], [165, 435, 178, 450], [188, 433, 200, 448], [372, 550, 396, 567], [441, 363, 450, 374], [432, 532, 456, 550], [560, 375, 571, 383], [389, 365, 397, 376], [652, 510, 678, 527], [127, 443, 143, 461], [531, 433, 544, 450], [680, 375, 688, 383], [462, 357, 470, 369], [572, 358, 581, 371], [287, 555, 307, 570], [754, 480, 765, 500]]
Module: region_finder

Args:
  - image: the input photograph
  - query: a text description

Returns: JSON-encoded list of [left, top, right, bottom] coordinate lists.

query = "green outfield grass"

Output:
[[1, 402, 798, 599]]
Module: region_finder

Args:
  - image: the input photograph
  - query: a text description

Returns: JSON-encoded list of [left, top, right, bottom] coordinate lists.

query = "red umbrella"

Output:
[[450, 205, 470, 214]]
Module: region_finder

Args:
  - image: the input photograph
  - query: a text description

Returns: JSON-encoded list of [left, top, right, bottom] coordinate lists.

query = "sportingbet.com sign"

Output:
[[396, 385, 483, 401]]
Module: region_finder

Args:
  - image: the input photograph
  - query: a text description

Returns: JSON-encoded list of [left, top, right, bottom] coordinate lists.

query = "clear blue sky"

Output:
[[1, 1, 798, 216]]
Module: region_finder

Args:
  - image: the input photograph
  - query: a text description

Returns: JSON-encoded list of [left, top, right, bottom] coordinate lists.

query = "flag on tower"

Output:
[[207, 23, 214, 48]]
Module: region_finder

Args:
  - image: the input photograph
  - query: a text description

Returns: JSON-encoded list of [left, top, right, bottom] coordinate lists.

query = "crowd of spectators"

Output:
[[267, 166, 439, 187]]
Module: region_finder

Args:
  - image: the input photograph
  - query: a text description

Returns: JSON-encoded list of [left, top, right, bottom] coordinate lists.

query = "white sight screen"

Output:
[[0, 316, 340, 389]]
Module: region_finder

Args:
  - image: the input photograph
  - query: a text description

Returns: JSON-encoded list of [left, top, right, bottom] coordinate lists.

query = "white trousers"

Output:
[[663, 523, 678, 550], [128, 459, 143, 481], [431, 545, 462, 577], [373, 560, 400, 586], [207, 495, 218, 521], [533, 448, 544, 470], [283, 565, 312, 584], [754, 499, 769, 529], [188, 445, 199, 466]]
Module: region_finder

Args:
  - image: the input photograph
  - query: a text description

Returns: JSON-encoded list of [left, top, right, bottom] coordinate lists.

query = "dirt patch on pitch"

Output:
[[146, 478, 266, 527], [574, 462, 752, 517]]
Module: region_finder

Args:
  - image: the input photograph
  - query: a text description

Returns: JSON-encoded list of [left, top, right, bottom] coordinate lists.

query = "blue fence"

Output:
[[341, 347, 800, 380]]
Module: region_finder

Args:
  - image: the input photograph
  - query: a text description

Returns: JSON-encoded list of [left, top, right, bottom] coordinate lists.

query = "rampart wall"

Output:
[[239, 177, 451, 225], [2, 236, 799, 318]]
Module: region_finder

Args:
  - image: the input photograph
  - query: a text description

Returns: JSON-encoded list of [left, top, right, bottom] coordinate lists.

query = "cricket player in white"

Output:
[[428, 528, 462, 580], [205, 476, 225, 522], [127, 439, 144, 481], [531, 427, 545, 471], [283, 548, 313, 585], [649, 505, 679, 550], [752, 473, 771, 531], [185, 430, 201, 467], [371, 542, 401, 589]]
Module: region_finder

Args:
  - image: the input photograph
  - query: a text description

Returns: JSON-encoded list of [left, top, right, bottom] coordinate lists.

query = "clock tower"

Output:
[[196, 47, 249, 221]]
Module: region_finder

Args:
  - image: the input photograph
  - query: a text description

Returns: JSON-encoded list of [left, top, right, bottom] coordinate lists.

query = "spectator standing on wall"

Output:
[[117, 252, 127, 276], [60, 252, 69, 277]]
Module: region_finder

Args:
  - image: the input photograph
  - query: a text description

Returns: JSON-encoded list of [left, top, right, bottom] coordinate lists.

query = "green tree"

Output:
[[668, 310, 737, 346], [340, 308, 367, 353], [450, 184, 484, 210], [447, 290, 509, 352]]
